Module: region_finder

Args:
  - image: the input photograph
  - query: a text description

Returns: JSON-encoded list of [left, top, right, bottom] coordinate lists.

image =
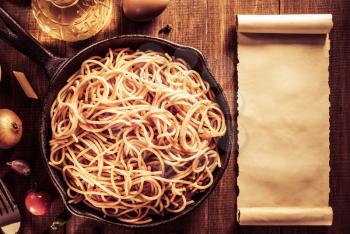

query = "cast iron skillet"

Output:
[[0, 7, 233, 228]]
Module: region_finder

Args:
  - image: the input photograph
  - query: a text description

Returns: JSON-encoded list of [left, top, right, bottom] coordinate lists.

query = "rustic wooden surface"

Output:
[[0, 0, 349, 233]]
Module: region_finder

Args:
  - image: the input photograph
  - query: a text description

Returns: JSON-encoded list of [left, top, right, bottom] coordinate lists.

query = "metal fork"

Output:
[[0, 179, 21, 233]]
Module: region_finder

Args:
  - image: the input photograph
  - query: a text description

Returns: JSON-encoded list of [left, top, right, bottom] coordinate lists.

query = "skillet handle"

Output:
[[0, 7, 66, 77]]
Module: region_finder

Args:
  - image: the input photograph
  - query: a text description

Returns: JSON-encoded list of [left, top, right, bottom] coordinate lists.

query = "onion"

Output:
[[25, 191, 52, 216], [122, 0, 170, 22], [0, 109, 23, 149]]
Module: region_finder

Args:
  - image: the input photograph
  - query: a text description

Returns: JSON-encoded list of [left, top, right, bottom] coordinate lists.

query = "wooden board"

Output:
[[0, 0, 349, 233]]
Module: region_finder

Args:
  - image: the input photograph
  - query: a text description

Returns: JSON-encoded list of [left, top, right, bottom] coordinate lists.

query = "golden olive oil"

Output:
[[32, 0, 112, 42]]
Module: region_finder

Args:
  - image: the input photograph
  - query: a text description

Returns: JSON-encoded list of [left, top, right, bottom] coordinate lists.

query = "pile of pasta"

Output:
[[49, 48, 226, 224]]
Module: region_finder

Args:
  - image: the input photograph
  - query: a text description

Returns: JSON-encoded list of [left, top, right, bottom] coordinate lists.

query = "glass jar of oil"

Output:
[[32, 0, 113, 42]]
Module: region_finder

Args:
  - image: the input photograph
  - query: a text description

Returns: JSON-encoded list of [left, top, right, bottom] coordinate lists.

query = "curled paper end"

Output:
[[237, 14, 333, 34], [237, 207, 333, 226]]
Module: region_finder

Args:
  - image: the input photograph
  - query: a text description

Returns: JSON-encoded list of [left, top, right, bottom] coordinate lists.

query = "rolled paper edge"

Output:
[[237, 14, 333, 34], [237, 207, 333, 226]]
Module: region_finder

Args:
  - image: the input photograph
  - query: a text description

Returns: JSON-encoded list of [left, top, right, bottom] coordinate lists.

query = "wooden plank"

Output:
[[278, 227, 328, 234], [234, 1, 280, 234], [234, 0, 280, 15], [103, 225, 135, 234], [280, 0, 330, 13], [133, 207, 208, 234], [65, 216, 106, 234]]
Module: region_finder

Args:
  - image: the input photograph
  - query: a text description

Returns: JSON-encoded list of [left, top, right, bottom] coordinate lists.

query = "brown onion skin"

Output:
[[122, 0, 170, 22], [25, 191, 52, 216], [0, 109, 23, 149]]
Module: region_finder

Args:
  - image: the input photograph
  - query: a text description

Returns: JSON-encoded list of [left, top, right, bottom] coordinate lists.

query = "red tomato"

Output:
[[25, 191, 51, 216]]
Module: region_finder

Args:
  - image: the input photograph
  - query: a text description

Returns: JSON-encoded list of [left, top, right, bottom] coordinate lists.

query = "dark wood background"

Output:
[[0, 0, 349, 233]]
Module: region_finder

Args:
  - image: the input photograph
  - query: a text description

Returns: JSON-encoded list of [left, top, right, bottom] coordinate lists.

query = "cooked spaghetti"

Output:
[[49, 48, 226, 224]]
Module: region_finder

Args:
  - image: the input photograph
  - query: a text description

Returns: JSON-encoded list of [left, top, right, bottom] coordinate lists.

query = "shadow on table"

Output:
[[5, 0, 31, 7], [74, 219, 105, 234]]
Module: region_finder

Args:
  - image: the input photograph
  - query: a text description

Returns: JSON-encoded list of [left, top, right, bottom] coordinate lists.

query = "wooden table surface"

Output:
[[0, 0, 349, 233]]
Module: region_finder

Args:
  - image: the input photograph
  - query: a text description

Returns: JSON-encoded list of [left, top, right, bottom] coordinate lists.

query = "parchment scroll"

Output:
[[237, 14, 333, 226]]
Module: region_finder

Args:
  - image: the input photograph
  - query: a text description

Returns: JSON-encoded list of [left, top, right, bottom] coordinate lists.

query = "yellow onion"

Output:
[[0, 109, 23, 149]]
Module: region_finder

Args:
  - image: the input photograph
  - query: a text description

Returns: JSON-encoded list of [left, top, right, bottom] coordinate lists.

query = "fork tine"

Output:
[[0, 195, 4, 215], [0, 184, 9, 214], [0, 179, 20, 230], [0, 179, 15, 212]]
